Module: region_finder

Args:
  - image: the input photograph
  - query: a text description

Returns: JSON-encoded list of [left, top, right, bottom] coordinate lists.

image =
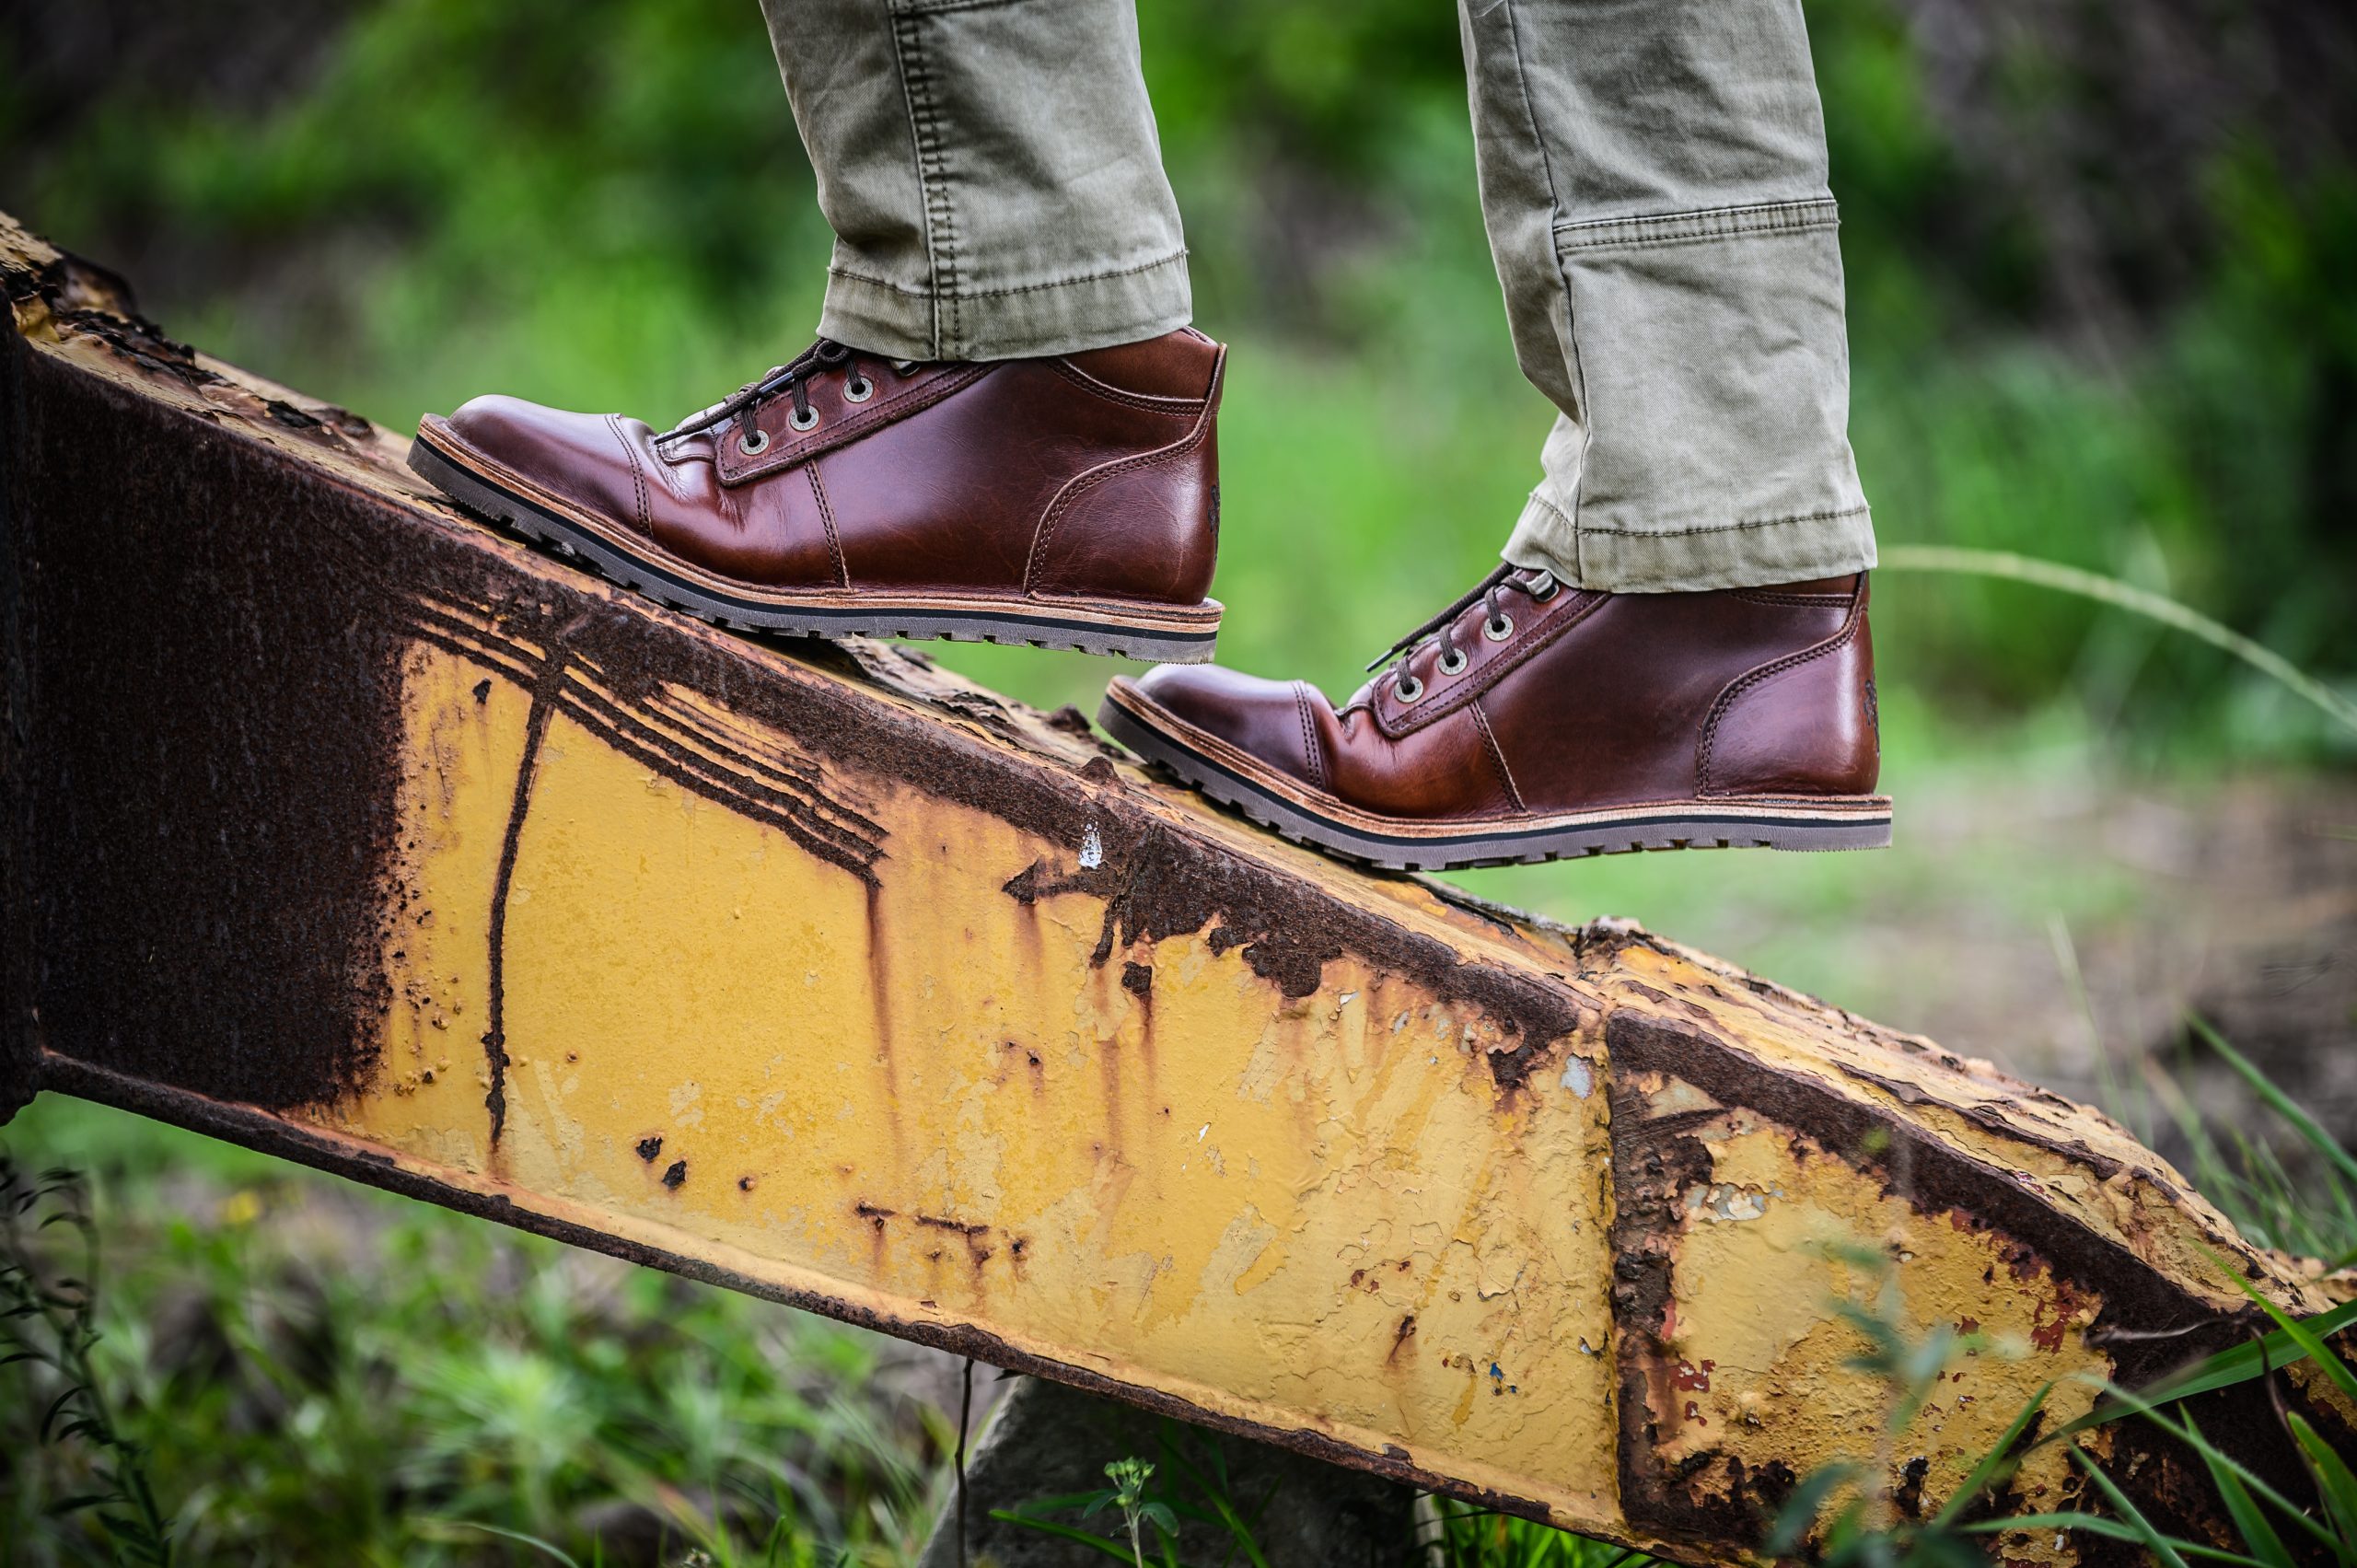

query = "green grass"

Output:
[[1, 1102, 946, 1567]]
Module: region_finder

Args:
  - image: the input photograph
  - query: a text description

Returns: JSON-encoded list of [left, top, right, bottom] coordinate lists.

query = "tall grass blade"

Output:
[[2185, 1016, 2357, 1190], [2205, 1253, 2357, 1405], [437, 1520, 585, 1568], [1931, 1382, 2052, 1527], [1878, 546, 2357, 736], [2089, 1392, 2344, 1555], [2057, 1298, 2357, 1435], [2285, 1413, 2357, 1547], [2069, 1450, 2192, 1568], [2190, 1417, 2296, 1568], [984, 1511, 1161, 1565]]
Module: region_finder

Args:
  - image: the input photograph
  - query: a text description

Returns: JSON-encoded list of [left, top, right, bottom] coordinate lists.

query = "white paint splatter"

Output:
[[1560, 1057, 1595, 1098], [1197, 1123, 1210, 1142], [1078, 822, 1104, 868]]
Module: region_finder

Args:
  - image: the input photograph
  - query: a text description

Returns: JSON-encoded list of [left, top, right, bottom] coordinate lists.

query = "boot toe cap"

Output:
[[443, 396, 649, 532], [1131, 665, 1326, 790]]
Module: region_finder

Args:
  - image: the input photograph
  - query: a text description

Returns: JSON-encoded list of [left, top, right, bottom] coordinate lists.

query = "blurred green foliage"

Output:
[[3, 0, 2352, 757], [2, 1101, 946, 1566]]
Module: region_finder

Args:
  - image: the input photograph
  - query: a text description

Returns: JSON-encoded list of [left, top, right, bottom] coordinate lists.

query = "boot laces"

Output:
[[655, 340, 912, 453], [1366, 564, 1559, 700]]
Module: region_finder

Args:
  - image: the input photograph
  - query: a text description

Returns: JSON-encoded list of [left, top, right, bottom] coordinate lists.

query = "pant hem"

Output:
[[819, 250, 1193, 362], [1503, 492, 1877, 592]]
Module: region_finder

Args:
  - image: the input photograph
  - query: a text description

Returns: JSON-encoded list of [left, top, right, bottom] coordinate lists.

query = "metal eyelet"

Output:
[[789, 406, 819, 432], [1394, 673, 1425, 703], [1483, 613, 1515, 643], [1437, 648, 1468, 676], [843, 376, 875, 403], [893, 360, 921, 375], [1528, 570, 1560, 601], [738, 427, 770, 456]]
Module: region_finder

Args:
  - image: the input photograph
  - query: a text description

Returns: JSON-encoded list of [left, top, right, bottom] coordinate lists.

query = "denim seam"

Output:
[[1559, 227, 1840, 258], [1578, 503, 1870, 540], [1493, 0, 1596, 584], [893, 0, 1043, 15], [1552, 197, 1840, 252], [888, 10, 958, 356], [828, 250, 1188, 303], [1524, 489, 1580, 580]]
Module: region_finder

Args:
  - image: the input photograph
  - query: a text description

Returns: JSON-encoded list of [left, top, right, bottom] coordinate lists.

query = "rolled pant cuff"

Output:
[[817, 250, 1194, 363], [1503, 491, 1877, 592]]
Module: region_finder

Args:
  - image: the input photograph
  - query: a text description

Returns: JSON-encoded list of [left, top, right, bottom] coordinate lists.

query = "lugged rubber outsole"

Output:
[[1099, 683, 1892, 873], [407, 431, 1221, 664]]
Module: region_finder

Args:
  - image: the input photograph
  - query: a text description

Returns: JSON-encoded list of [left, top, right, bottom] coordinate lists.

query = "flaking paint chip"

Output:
[[1078, 821, 1104, 868]]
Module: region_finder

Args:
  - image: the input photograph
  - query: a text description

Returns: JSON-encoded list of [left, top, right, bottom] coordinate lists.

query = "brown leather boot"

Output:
[[408, 330, 1226, 661], [1100, 567, 1889, 870]]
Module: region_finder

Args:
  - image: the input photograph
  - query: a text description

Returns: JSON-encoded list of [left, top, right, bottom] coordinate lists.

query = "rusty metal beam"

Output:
[[2, 213, 2350, 1564]]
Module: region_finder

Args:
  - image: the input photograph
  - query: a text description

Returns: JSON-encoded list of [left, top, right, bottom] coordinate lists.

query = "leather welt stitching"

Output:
[[608, 414, 650, 535], [1694, 598, 1863, 796], [1372, 591, 1606, 739], [1050, 360, 1208, 413], [806, 464, 848, 587], [714, 364, 992, 485], [1469, 702, 1526, 813], [1025, 348, 1225, 593], [1293, 681, 1327, 792]]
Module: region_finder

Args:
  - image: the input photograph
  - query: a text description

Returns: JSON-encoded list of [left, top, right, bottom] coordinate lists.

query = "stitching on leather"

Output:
[[1292, 682, 1327, 792], [1695, 597, 1863, 795], [1372, 589, 1607, 740], [607, 414, 649, 534], [1469, 701, 1526, 813], [806, 463, 848, 587], [1050, 360, 1205, 413], [1025, 349, 1224, 592]]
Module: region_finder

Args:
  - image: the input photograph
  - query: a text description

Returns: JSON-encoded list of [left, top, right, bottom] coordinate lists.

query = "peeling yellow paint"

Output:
[[336, 641, 1626, 1527]]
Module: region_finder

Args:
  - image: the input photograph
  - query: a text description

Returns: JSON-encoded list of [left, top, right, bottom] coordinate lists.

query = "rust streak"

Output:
[[482, 645, 570, 1146]]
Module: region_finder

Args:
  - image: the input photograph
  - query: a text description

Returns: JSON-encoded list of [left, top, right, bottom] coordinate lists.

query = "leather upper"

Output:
[[1132, 571, 1880, 816], [440, 328, 1226, 607]]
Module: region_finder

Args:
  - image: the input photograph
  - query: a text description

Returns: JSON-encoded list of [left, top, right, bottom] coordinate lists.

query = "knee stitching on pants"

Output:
[[830, 250, 1188, 304], [891, 0, 1049, 14], [1552, 196, 1839, 254], [1579, 504, 1871, 540]]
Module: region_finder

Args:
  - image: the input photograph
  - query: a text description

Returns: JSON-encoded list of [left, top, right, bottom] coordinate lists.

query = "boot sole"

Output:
[[407, 422, 1222, 664], [1100, 679, 1892, 872]]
